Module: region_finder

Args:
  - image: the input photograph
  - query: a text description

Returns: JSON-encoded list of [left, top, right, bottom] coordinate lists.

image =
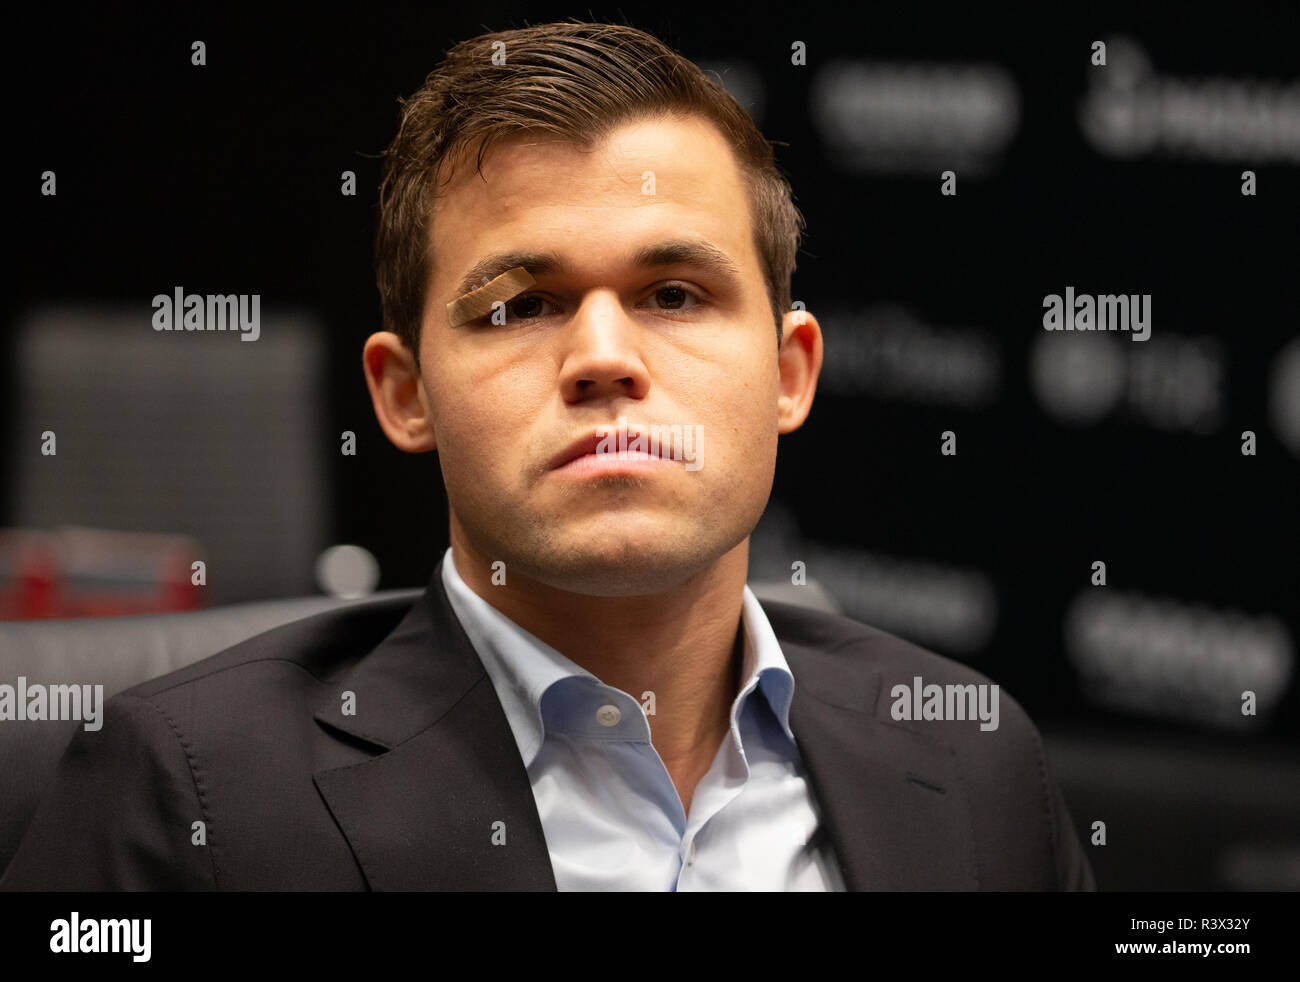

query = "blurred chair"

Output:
[[5, 306, 329, 607]]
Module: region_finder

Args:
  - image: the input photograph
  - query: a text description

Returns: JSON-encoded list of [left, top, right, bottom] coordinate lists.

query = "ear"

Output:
[[776, 307, 823, 434], [362, 332, 437, 452]]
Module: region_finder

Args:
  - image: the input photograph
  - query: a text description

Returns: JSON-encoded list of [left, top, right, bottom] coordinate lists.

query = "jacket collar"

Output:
[[312, 558, 978, 891]]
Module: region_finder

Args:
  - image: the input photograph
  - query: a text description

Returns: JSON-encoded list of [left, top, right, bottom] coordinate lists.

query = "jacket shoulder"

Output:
[[123, 593, 419, 703]]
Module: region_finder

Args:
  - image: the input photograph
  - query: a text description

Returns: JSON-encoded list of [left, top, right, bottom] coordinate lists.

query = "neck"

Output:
[[447, 524, 750, 772]]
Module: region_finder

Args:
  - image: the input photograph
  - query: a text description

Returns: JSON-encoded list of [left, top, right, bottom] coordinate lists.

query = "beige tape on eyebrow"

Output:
[[445, 267, 537, 327]]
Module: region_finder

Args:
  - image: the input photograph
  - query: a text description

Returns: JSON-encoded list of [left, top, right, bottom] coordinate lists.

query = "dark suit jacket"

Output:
[[1, 558, 1096, 891]]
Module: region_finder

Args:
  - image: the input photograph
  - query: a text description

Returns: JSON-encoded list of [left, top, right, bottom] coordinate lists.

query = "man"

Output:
[[2, 20, 1094, 891]]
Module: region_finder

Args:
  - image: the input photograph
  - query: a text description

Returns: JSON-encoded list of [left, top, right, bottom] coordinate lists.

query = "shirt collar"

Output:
[[439, 547, 797, 767]]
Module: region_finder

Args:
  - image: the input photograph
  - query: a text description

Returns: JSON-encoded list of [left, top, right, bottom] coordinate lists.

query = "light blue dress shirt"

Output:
[[440, 548, 847, 891]]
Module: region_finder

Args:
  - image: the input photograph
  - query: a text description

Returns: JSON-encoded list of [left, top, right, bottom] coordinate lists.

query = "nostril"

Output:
[[576, 377, 634, 390]]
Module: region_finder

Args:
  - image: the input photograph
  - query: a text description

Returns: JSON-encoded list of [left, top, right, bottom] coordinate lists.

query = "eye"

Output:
[[507, 294, 552, 320], [644, 283, 705, 312], [478, 294, 556, 325]]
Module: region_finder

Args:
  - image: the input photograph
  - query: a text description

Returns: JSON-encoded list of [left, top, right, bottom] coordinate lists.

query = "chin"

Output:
[[526, 530, 725, 597]]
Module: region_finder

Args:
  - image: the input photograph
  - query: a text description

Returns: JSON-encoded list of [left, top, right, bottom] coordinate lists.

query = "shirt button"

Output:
[[596, 704, 622, 727], [688, 840, 696, 865]]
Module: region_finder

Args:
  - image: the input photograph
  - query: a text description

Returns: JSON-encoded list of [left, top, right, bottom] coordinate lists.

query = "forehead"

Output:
[[428, 113, 760, 292]]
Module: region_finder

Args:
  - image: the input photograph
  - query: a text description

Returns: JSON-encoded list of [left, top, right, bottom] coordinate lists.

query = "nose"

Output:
[[557, 291, 652, 405]]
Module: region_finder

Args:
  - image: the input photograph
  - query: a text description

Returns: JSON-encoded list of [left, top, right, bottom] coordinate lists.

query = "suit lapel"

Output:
[[780, 625, 981, 891], [311, 558, 556, 891]]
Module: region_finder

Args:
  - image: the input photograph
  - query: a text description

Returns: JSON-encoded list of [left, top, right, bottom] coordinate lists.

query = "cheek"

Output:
[[426, 359, 540, 486], [702, 355, 780, 425], [691, 372, 779, 482]]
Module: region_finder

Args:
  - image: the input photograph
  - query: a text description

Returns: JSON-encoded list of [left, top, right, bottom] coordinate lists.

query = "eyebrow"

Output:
[[451, 239, 745, 300]]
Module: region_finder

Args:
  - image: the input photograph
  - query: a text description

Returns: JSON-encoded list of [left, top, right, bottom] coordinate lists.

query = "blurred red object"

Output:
[[0, 527, 206, 620], [0, 529, 59, 619]]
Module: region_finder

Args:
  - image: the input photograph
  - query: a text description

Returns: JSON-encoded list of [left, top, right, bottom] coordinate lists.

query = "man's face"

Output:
[[418, 113, 790, 595]]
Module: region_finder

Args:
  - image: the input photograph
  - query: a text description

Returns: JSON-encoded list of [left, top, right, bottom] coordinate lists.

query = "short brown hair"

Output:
[[374, 20, 805, 361]]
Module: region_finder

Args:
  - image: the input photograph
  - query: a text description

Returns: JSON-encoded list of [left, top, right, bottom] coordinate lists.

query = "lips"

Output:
[[547, 425, 659, 471]]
